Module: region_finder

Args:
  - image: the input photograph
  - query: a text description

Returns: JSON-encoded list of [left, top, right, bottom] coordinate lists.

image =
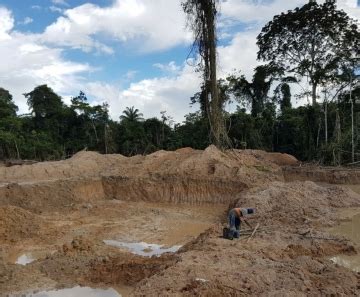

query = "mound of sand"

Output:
[[0, 146, 293, 185], [0, 152, 126, 183], [0, 206, 43, 242], [107, 145, 286, 186], [236, 181, 360, 228]]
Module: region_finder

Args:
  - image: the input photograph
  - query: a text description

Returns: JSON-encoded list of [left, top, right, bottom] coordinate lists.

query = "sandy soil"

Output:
[[0, 201, 223, 296], [1, 146, 360, 296]]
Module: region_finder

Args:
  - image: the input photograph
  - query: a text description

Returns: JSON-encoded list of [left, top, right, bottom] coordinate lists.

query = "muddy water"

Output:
[[160, 221, 211, 246], [104, 240, 181, 257], [15, 254, 36, 265], [328, 208, 360, 273]]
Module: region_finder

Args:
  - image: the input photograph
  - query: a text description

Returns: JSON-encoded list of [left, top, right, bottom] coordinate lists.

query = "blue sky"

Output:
[[0, 0, 359, 122]]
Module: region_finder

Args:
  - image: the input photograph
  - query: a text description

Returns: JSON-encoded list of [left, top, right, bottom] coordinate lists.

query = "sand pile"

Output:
[[0, 146, 293, 185], [105, 145, 287, 187], [245, 150, 299, 166], [0, 151, 126, 183], [0, 206, 43, 242], [236, 181, 360, 228]]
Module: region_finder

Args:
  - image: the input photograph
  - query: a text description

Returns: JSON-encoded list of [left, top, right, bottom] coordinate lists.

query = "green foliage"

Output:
[[0, 88, 18, 118], [257, 1, 359, 104], [228, 65, 276, 117], [120, 106, 144, 123]]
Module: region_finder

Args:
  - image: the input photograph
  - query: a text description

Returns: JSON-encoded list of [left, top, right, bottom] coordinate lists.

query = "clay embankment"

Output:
[[0, 146, 289, 210], [283, 165, 360, 184]]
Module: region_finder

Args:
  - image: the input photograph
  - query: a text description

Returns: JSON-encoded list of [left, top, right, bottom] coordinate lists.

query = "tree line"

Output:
[[0, 0, 359, 165]]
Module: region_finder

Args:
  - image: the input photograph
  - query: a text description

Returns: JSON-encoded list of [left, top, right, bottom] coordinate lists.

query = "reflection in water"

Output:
[[104, 240, 182, 257], [329, 210, 360, 273], [15, 254, 36, 265], [23, 286, 121, 297], [330, 256, 360, 273]]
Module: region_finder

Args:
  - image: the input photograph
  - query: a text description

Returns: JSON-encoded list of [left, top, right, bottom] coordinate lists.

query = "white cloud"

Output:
[[221, 0, 305, 23], [85, 64, 201, 123], [49, 6, 64, 14], [41, 0, 191, 53], [52, 0, 69, 6], [18, 17, 33, 26], [0, 7, 14, 41], [338, 0, 360, 19], [218, 30, 259, 80], [0, 8, 92, 114], [153, 61, 181, 75], [0, 36, 92, 113], [31, 5, 42, 10]]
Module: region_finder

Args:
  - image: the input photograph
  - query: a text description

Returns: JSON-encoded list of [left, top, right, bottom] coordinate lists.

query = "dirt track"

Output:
[[1, 146, 360, 296]]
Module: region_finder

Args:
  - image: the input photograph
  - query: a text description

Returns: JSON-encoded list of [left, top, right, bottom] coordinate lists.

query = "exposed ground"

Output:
[[1, 146, 359, 296]]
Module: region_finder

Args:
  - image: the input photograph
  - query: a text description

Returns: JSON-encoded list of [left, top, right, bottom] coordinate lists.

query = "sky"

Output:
[[0, 0, 359, 123]]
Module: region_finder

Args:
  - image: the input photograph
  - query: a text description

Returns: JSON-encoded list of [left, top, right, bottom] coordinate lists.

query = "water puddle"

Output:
[[330, 255, 360, 273], [328, 209, 360, 273], [160, 221, 211, 246], [15, 254, 36, 265], [15, 286, 121, 297], [104, 240, 182, 257]]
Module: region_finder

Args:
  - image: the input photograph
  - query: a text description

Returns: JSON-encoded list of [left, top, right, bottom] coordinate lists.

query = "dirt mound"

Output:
[[106, 145, 284, 186], [236, 181, 360, 228], [0, 206, 43, 242], [239, 149, 299, 166], [0, 151, 126, 183], [263, 152, 299, 166], [175, 147, 194, 154], [133, 225, 360, 296], [0, 146, 287, 186]]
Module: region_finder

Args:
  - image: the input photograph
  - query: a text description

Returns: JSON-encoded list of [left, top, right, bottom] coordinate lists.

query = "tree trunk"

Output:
[[317, 121, 321, 148], [324, 100, 328, 144], [312, 83, 317, 106], [206, 1, 229, 148], [104, 124, 108, 154], [335, 109, 341, 165], [14, 139, 20, 159], [91, 119, 99, 143]]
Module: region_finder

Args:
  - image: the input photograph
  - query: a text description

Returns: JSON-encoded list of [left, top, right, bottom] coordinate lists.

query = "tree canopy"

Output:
[[257, 1, 359, 105]]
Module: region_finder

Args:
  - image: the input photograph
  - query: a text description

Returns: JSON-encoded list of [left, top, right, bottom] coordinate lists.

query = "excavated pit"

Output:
[[1, 147, 360, 296]]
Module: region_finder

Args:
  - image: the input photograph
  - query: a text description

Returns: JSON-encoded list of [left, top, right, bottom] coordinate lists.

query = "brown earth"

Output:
[[0, 146, 360, 296]]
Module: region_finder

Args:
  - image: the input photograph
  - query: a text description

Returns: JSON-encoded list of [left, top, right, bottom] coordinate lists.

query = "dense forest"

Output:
[[0, 1, 359, 165]]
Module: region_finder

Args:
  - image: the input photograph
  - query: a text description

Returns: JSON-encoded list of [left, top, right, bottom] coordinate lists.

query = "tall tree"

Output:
[[120, 106, 144, 123], [0, 88, 21, 159], [182, 0, 230, 148], [24, 85, 64, 120], [228, 65, 275, 117], [0, 88, 18, 118], [257, 1, 359, 105], [274, 83, 292, 113]]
